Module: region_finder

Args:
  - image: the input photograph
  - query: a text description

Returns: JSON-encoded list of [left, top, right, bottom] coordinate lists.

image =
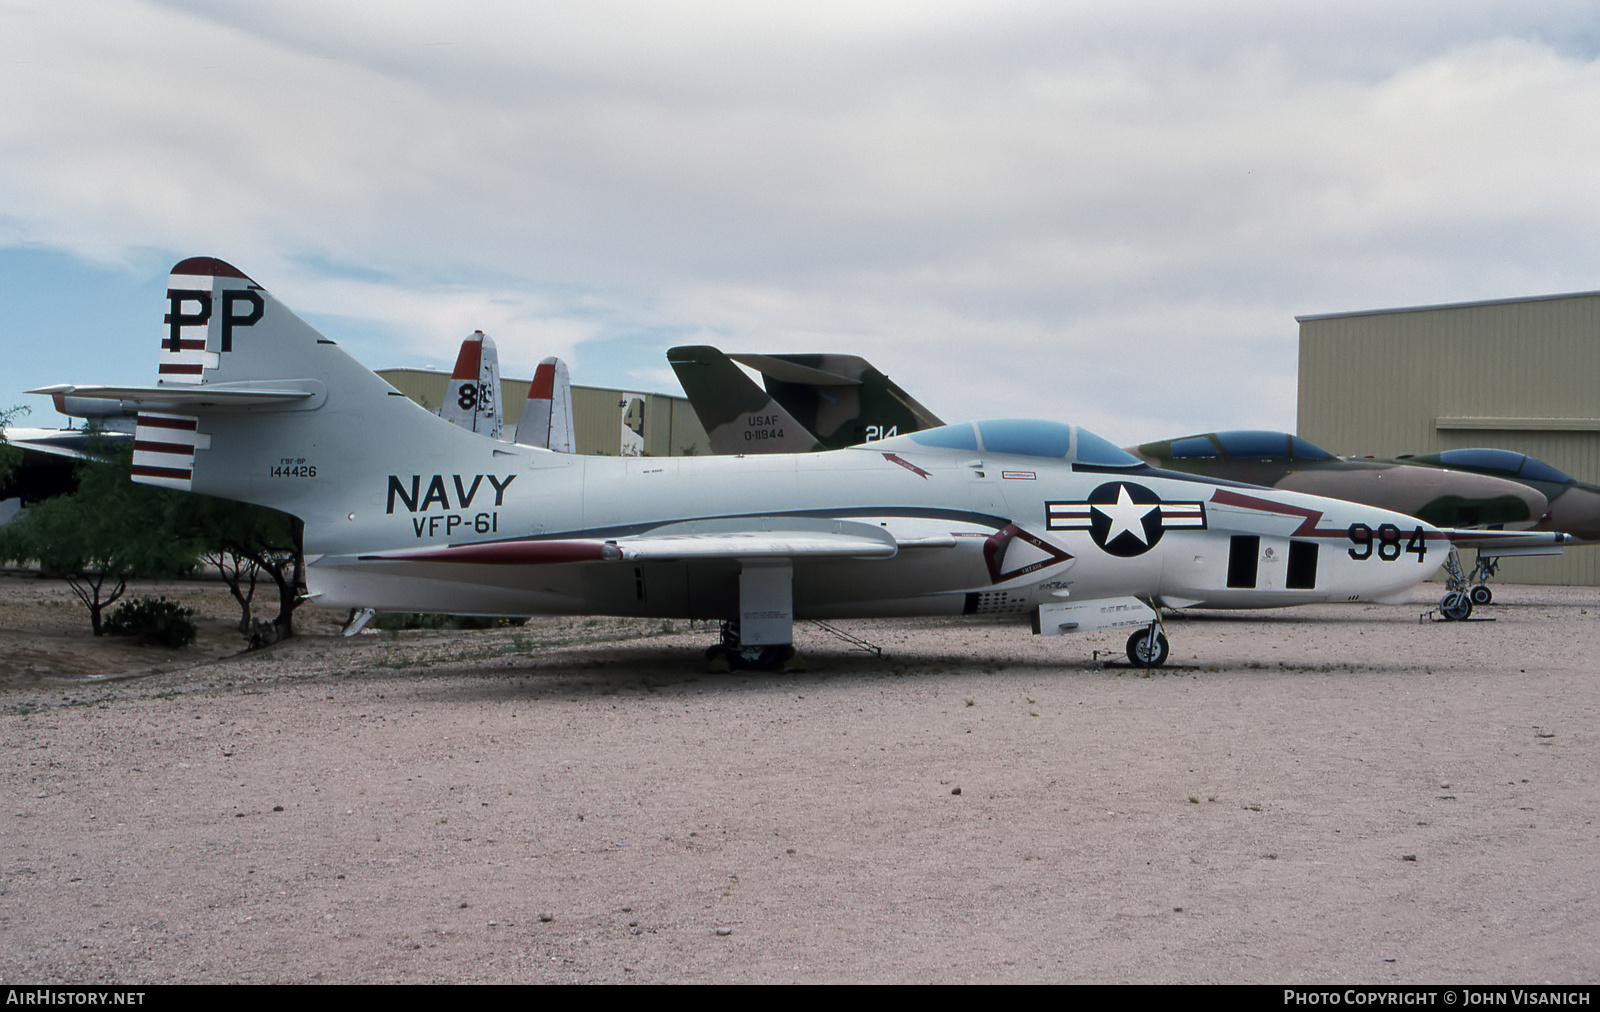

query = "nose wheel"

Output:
[[1439, 591, 1473, 621], [1441, 546, 1498, 617], [1126, 627, 1170, 668]]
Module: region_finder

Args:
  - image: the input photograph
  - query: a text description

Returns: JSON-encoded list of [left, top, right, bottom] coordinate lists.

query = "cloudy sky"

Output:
[[3, 0, 1598, 445]]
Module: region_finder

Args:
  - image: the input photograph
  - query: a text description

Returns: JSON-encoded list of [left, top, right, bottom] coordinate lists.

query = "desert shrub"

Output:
[[102, 597, 198, 648]]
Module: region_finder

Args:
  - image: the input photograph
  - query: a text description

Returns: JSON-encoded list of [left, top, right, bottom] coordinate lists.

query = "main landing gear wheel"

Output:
[[1126, 628, 1170, 668], [706, 643, 795, 672], [1469, 585, 1494, 607], [706, 624, 795, 671], [1439, 591, 1473, 622]]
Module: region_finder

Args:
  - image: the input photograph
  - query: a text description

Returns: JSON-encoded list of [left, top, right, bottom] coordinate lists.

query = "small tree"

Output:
[[0, 435, 307, 641], [0, 405, 26, 489], [209, 543, 264, 635], [178, 495, 305, 640], [0, 449, 201, 634]]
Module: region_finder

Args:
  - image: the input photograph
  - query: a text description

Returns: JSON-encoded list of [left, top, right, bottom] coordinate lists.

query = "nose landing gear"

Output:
[[1440, 547, 1497, 620], [1126, 611, 1170, 668]]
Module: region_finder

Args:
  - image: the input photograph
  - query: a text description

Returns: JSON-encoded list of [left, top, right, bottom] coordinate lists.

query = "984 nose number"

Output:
[[1348, 523, 1427, 562]]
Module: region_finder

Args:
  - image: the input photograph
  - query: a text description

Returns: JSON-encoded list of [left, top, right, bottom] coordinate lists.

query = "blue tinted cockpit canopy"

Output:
[[886, 419, 1141, 466], [1165, 430, 1334, 462], [1428, 448, 1574, 484]]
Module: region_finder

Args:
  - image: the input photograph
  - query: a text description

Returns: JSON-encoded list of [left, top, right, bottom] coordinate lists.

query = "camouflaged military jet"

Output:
[[1131, 431, 1567, 619], [1389, 448, 1600, 543], [668, 345, 939, 453], [33, 258, 1568, 670], [1383, 448, 1600, 608], [1130, 431, 1548, 532]]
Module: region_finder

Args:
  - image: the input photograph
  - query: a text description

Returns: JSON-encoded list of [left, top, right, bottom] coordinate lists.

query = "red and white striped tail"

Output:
[[131, 412, 208, 490], [135, 257, 253, 489]]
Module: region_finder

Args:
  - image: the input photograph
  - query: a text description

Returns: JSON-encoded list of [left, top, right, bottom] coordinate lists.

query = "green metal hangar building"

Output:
[[1296, 290, 1600, 585]]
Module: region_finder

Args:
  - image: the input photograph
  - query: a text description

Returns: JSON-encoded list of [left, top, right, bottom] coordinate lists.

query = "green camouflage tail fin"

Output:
[[666, 345, 823, 454], [727, 352, 942, 449]]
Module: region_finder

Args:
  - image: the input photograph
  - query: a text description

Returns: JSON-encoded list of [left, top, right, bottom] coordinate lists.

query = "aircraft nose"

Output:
[[1494, 480, 1550, 529], [1543, 485, 1600, 542], [1415, 471, 1548, 529]]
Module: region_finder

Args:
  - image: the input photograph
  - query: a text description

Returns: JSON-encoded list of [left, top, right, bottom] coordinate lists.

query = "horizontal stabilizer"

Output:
[[30, 382, 322, 412]]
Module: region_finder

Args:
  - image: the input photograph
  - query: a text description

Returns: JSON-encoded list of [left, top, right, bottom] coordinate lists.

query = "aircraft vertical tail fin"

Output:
[[666, 345, 823, 454], [728, 352, 943, 448], [515, 356, 576, 452], [439, 331, 504, 439], [47, 258, 508, 542]]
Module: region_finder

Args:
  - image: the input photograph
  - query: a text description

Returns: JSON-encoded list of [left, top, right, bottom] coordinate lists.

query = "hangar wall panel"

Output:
[[1298, 291, 1600, 585]]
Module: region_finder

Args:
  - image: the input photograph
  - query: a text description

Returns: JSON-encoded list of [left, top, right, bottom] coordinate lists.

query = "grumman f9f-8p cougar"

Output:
[[32, 258, 1568, 669]]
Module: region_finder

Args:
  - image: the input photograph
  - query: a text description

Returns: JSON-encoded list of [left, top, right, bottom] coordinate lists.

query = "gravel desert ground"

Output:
[[1, 574, 1596, 984]]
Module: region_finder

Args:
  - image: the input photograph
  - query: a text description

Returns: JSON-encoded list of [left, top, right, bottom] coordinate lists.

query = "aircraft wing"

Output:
[[353, 517, 900, 565], [1438, 528, 1570, 556]]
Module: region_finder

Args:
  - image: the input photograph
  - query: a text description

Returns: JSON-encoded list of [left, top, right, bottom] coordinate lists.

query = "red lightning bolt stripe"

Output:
[[882, 452, 932, 479], [1208, 488, 1347, 537]]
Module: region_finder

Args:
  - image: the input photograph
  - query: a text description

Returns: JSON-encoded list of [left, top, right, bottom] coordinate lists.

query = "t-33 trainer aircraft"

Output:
[[32, 258, 1568, 669]]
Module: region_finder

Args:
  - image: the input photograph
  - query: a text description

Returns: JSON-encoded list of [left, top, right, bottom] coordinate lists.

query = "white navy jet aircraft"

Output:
[[32, 258, 1567, 669]]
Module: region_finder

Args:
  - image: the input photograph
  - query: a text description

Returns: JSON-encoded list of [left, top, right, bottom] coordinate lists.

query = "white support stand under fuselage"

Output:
[[739, 563, 793, 646]]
